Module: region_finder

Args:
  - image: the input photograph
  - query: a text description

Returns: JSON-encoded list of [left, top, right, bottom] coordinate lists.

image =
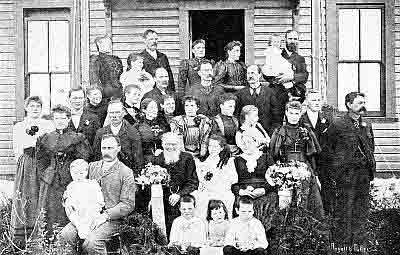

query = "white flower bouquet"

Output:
[[135, 163, 170, 189]]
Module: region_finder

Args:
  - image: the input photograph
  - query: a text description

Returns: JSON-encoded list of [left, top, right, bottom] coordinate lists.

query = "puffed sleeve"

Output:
[[179, 155, 199, 196], [213, 60, 228, 86], [12, 122, 24, 159], [269, 126, 284, 162], [89, 54, 100, 86], [74, 134, 92, 162], [225, 158, 238, 186]]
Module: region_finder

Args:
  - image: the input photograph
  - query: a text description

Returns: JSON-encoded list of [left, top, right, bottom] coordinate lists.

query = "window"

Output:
[[337, 5, 385, 115], [24, 9, 71, 114]]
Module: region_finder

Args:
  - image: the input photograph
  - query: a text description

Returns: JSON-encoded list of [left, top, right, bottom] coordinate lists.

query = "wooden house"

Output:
[[0, 0, 399, 177]]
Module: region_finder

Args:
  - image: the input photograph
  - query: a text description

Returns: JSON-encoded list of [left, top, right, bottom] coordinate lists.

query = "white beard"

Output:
[[163, 151, 180, 165]]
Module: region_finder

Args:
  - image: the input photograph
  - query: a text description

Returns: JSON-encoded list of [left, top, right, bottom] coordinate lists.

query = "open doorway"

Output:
[[190, 10, 245, 63]]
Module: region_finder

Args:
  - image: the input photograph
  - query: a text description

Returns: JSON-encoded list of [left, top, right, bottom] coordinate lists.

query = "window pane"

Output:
[[27, 21, 48, 72], [360, 63, 381, 111], [338, 9, 359, 60], [30, 74, 50, 114], [49, 21, 70, 72], [50, 74, 70, 109], [360, 9, 381, 60], [338, 63, 358, 111]]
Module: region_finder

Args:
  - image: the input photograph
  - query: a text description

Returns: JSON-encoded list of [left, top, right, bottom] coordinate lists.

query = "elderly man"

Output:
[[93, 100, 144, 175], [322, 92, 375, 246], [235, 64, 281, 135], [89, 35, 123, 100], [60, 134, 136, 254], [151, 132, 199, 238], [139, 29, 175, 92], [68, 87, 101, 146], [186, 61, 224, 117]]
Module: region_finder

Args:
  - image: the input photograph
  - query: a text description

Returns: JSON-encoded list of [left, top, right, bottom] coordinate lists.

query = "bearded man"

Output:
[[151, 132, 199, 238], [322, 92, 375, 246]]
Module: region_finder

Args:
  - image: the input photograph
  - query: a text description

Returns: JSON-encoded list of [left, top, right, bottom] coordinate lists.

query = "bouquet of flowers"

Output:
[[135, 163, 170, 189]]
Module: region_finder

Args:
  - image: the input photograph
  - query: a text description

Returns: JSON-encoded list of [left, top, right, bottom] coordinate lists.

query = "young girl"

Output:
[[206, 200, 230, 247]]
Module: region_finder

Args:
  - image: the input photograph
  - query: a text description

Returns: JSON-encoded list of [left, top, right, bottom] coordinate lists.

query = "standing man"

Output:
[[323, 92, 375, 246], [68, 87, 101, 146], [152, 132, 199, 238], [186, 62, 224, 117], [270, 30, 309, 119], [89, 35, 124, 100], [142, 68, 176, 108], [178, 39, 215, 98], [235, 64, 281, 135], [140, 29, 175, 92], [93, 100, 144, 175], [60, 134, 136, 254]]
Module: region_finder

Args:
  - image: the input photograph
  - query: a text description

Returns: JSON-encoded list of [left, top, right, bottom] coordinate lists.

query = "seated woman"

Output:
[[236, 105, 270, 152], [170, 96, 212, 158], [120, 53, 154, 94], [134, 98, 170, 163], [213, 41, 247, 93], [269, 101, 324, 219], [232, 134, 278, 231], [193, 135, 237, 220]]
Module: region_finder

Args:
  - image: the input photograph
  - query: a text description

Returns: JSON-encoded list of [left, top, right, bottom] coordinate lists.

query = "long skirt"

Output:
[[296, 174, 325, 220], [10, 148, 39, 245], [38, 177, 69, 237]]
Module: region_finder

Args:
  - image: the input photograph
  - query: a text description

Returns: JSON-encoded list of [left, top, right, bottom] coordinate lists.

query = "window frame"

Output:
[[326, 0, 396, 119]]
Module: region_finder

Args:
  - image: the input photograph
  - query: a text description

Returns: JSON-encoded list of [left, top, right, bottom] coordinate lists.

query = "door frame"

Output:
[[178, 0, 255, 64]]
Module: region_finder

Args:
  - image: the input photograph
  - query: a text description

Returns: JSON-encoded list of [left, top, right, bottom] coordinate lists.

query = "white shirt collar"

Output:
[[110, 122, 123, 135], [249, 85, 261, 95], [306, 109, 319, 128], [146, 49, 157, 60]]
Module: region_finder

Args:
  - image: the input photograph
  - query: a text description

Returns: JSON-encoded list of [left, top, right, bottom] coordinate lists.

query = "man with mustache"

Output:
[[235, 64, 281, 135], [268, 30, 309, 120], [321, 92, 375, 247], [93, 100, 144, 175], [139, 29, 175, 92], [151, 132, 199, 238], [185, 62, 224, 117], [60, 134, 136, 254]]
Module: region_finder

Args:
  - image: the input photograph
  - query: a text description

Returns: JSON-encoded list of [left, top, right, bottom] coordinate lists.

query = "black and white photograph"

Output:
[[0, 0, 399, 254]]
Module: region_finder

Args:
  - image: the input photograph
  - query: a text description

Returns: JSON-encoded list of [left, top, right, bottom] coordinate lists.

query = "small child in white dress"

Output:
[[262, 34, 294, 88], [206, 200, 230, 247], [63, 159, 105, 239]]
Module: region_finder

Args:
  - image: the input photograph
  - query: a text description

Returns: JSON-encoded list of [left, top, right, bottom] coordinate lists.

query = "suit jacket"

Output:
[[93, 120, 144, 175], [186, 84, 224, 117], [322, 114, 376, 181], [142, 87, 175, 107], [299, 111, 330, 148], [235, 85, 281, 136], [151, 151, 199, 196], [140, 49, 175, 92], [281, 49, 309, 103], [68, 110, 101, 147]]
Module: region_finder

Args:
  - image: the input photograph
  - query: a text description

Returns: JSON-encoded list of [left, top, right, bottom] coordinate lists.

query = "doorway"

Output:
[[190, 10, 245, 63]]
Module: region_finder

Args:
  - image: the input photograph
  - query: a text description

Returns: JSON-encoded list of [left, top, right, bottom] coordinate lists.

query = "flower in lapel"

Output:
[[84, 120, 90, 126], [321, 118, 327, 124], [361, 122, 367, 127]]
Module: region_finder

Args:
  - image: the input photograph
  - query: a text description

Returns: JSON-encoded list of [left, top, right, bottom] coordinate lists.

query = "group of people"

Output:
[[9, 27, 376, 255]]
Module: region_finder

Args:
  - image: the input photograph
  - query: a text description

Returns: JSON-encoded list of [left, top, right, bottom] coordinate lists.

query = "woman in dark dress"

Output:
[[11, 96, 54, 246], [135, 98, 170, 163], [213, 41, 247, 93], [232, 134, 278, 231], [36, 105, 91, 237], [269, 101, 324, 219]]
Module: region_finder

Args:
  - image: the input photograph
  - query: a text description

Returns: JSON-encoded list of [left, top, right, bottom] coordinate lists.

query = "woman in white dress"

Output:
[[11, 96, 54, 246], [120, 53, 154, 95], [193, 135, 238, 220], [236, 105, 270, 152]]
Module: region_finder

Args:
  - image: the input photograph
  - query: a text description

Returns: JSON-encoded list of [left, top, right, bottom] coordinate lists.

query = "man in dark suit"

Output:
[[322, 92, 375, 246], [268, 30, 309, 119], [235, 64, 280, 135], [89, 35, 124, 100], [142, 67, 176, 108], [299, 90, 331, 214], [140, 29, 175, 92], [93, 100, 144, 175], [68, 87, 101, 146]]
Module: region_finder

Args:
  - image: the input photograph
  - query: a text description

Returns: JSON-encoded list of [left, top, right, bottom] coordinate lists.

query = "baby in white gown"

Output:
[[63, 159, 105, 239], [262, 34, 294, 88]]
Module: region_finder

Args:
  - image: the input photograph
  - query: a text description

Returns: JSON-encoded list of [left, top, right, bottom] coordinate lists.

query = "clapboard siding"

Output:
[[111, 8, 181, 77], [298, 0, 312, 87], [395, 0, 400, 117], [89, 0, 106, 54], [0, 0, 16, 175]]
